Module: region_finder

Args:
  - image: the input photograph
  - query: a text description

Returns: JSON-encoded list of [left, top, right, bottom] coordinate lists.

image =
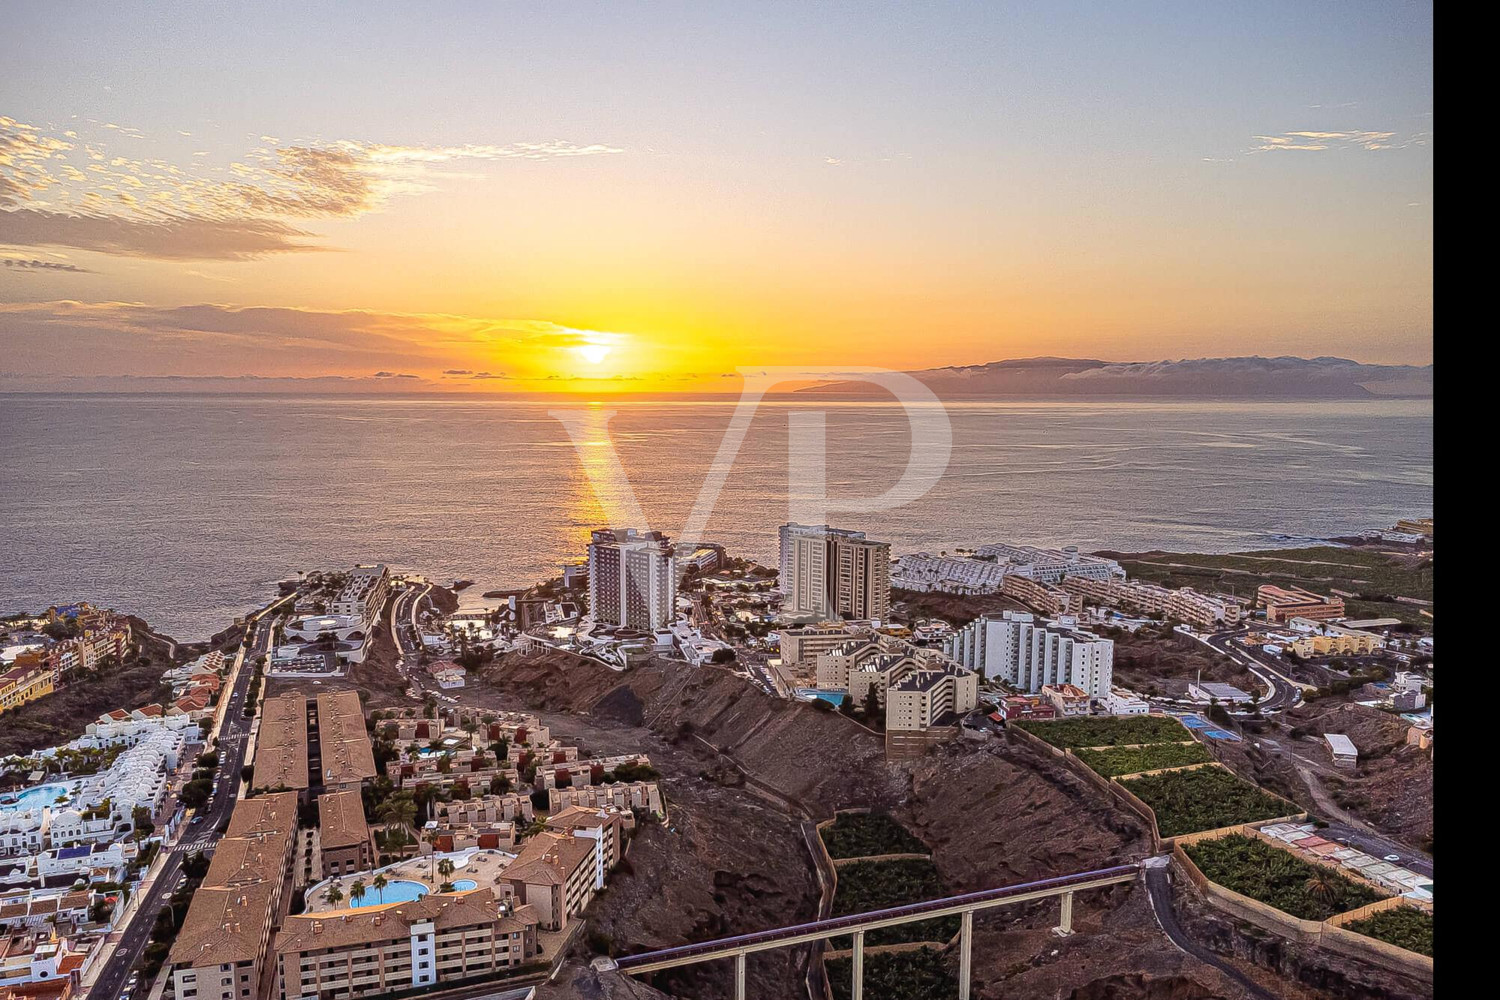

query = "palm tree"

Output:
[[372, 873, 388, 904], [437, 858, 455, 888], [349, 879, 367, 907], [1304, 869, 1342, 911], [327, 885, 345, 909], [424, 828, 442, 881]]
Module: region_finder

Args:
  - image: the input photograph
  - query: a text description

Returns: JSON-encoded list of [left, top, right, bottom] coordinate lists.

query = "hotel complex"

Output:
[[1061, 577, 1243, 630], [169, 792, 300, 1000], [778, 523, 891, 622], [252, 690, 378, 797], [328, 565, 391, 625], [945, 610, 1114, 701], [587, 529, 678, 630], [1255, 585, 1346, 623], [274, 888, 539, 1000]]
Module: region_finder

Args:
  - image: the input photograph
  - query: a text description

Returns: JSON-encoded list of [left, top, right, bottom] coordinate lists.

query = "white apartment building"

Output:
[[891, 553, 1006, 594], [77, 710, 198, 747], [972, 543, 1122, 583], [329, 564, 391, 624], [35, 840, 127, 880], [1102, 691, 1150, 716], [587, 529, 677, 630], [945, 610, 1114, 701], [779, 523, 891, 622]]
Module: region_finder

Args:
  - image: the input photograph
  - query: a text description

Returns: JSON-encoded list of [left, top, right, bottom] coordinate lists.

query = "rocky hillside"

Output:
[[481, 651, 1422, 1000]]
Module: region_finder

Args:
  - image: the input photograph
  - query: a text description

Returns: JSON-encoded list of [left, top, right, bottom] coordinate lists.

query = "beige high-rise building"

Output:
[[778, 523, 891, 622]]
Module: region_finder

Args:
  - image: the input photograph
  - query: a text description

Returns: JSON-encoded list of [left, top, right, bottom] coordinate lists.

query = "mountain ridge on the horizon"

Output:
[[797, 354, 1433, 398]]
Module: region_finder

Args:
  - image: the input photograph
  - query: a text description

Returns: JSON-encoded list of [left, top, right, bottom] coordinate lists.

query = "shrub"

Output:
[[1120, 766, 1290, 836]]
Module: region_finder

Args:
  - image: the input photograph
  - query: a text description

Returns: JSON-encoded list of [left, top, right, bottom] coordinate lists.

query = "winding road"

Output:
[[1143, 862, 1279, 1000]]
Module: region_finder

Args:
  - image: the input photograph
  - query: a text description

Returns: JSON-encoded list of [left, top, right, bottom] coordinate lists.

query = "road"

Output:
[[1317, 820, 1433, 879], [390, 583, 437, 698], [1197, 627, 1304, 713], [87, 599, 284, 1000], [1143, 862, 1279, 1000]]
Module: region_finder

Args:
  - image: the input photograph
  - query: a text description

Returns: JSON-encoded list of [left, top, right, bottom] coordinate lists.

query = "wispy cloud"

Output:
[[0, 118, 623, 261], [1249, 129, 1405, 152], [2, 256, 92, 273], [0, 300, 634, 379]]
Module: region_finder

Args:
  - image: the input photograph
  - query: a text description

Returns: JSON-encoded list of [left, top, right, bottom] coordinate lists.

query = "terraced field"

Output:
[[1120, 765, 1293, 836], [1073, 742, 1214, 778], [1013, 715, 1191, 749]]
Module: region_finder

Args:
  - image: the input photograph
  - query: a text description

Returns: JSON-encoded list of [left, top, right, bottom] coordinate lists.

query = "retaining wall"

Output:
[[1172, 836, 1432, 980]]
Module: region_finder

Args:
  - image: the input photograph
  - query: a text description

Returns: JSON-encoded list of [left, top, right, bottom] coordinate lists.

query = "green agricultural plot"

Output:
[[1120, 766, 1291, 836], [827, 947, 956, 1000], [830, 858, 958, 948], [1013, 715, 1189, 749], [1345, 906, 1433, 957], [820, 812, 930, 860], [1074, 741, 1214, 777], [1186, 834, 1385, 921]]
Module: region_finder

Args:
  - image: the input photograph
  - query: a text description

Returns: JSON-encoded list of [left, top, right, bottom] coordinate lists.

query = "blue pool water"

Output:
[[353, 880, 429, 907], [0, 782, 73, 811], [795, 688, 846, 707], [452, 879, 477, 891]]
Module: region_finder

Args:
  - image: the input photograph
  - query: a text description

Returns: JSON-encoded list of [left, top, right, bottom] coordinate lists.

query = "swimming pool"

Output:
[[0, 782, 75, 811], [452, 879, 477, 891], [794, 688, 847, 707], [352, 879, 429, 907]]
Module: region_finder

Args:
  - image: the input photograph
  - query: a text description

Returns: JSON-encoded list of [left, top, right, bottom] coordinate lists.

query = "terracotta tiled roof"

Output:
[[316, 790, 370, 850]]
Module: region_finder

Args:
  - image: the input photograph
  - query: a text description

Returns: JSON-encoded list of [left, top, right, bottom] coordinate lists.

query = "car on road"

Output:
[[1384, 853, 1401, 862]]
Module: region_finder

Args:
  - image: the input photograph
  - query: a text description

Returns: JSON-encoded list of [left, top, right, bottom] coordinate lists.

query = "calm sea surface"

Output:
[[0, 394, 1432, 639]]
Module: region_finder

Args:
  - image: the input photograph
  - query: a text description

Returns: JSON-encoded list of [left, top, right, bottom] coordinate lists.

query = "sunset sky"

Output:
[[1, 1, 1433, 391]]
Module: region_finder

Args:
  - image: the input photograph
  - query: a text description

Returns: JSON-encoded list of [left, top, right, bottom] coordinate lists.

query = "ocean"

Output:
[[0, 394, 1432, 639]]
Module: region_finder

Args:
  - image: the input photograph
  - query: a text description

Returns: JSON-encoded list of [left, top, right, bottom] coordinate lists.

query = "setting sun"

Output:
[[574, 343, 611, 365]]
